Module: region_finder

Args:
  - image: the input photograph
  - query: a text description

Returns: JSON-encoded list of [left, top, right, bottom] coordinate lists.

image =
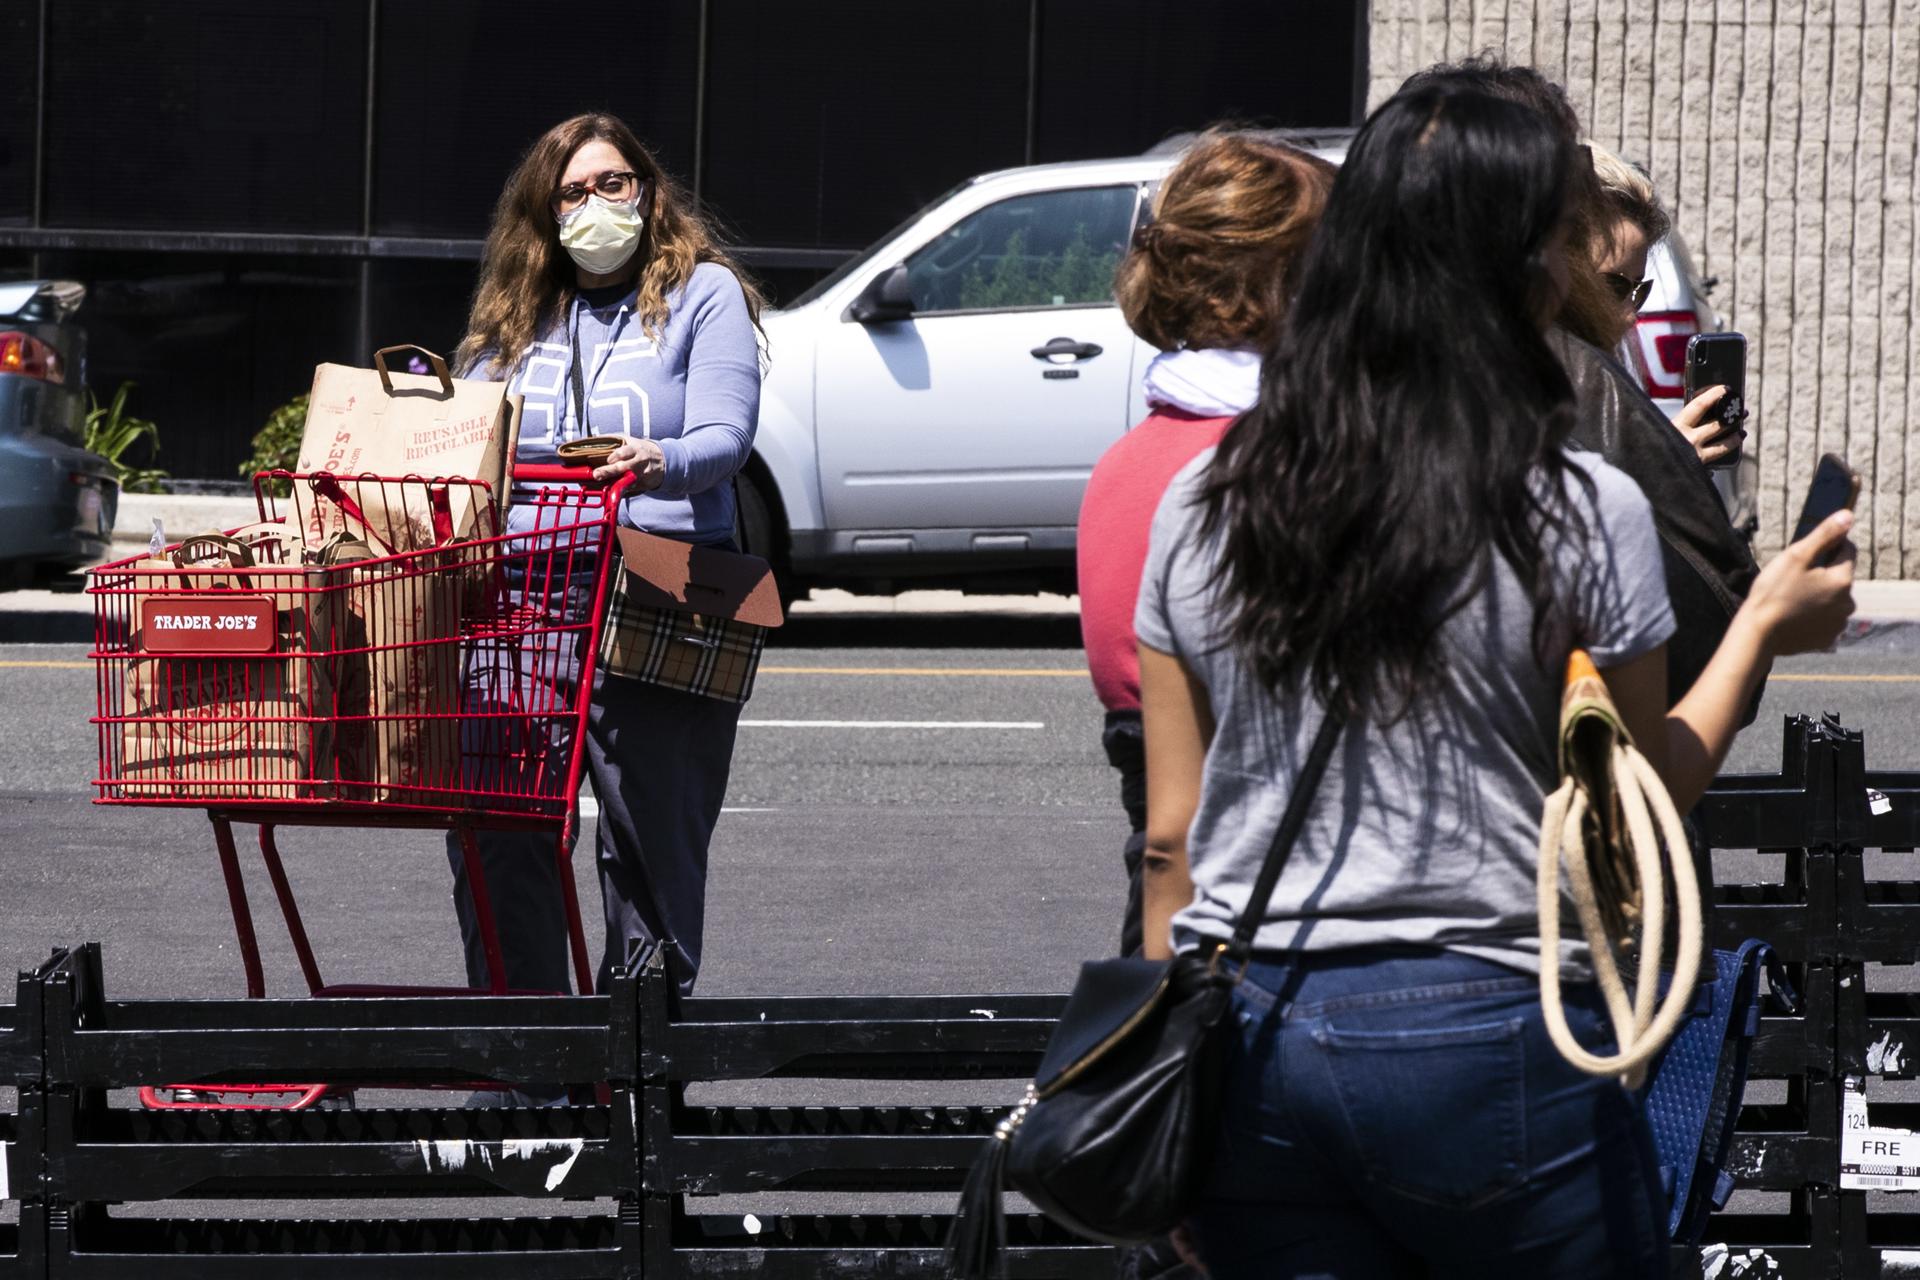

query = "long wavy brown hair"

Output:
[[457, 113, 764, 376]]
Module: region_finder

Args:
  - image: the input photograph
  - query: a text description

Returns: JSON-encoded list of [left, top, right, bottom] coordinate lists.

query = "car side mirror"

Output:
[[846, 264, 914, 324]]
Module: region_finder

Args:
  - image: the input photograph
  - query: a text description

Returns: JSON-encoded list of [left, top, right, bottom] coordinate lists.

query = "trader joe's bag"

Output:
[[319, 535, 463, 805], [292, 344, 520, 554], [115, 534, 335, 800]]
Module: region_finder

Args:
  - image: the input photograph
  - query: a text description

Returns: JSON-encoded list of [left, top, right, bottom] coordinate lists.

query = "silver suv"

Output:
[[739, 135, 1736, 597]]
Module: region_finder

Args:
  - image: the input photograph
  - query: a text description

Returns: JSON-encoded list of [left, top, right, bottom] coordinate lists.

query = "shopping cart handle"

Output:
[[514, 462, 638, 499]]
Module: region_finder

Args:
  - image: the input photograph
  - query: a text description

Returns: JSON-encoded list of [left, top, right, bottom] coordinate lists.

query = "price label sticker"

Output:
[[1841, 1075, 1920, 1191]]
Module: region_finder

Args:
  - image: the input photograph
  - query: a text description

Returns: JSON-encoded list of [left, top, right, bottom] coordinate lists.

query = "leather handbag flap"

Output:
[[1034, 956, 1177, 1096], [614, 526, 785, 628]]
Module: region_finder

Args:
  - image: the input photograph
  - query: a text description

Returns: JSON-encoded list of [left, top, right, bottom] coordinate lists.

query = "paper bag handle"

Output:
[[373, 345, 454, 397], [170, 534, 256, 570]]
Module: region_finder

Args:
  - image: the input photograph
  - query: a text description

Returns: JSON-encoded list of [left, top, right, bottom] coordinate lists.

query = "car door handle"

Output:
[[1030, 337, 1103, 361]]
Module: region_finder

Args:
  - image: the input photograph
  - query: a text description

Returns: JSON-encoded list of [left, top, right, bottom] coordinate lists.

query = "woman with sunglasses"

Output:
[[1586, 143, 1743, 468], [1401, 59, 1761, 730], [447, 114, 763, 1064]]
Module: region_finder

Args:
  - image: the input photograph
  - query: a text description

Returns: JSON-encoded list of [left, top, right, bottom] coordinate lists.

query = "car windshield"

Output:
[[784, 179, 976, 310]]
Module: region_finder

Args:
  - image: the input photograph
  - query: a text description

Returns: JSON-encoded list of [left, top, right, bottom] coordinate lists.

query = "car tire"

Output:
[[735, 473, 801, 611]]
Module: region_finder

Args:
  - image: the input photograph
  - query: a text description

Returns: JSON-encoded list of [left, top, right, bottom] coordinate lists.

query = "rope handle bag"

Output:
[[1537, 650, 1704, 1089]]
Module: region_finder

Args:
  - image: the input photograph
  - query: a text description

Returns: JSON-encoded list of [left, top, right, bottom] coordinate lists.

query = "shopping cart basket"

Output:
[[87, 463, 630, 1107]]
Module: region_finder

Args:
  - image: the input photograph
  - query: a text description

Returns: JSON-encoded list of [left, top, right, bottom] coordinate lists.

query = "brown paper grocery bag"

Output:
[[114, 539, 335, 801], [324, 543, 463, 805], [293, 345, 517, 554]]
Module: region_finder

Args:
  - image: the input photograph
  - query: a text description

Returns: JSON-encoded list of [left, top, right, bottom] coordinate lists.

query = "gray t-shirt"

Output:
[[1135, 449, 1675, 975]]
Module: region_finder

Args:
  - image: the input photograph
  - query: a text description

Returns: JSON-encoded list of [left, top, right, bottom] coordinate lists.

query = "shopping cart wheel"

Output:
[[139, 1083, 332, 1111]]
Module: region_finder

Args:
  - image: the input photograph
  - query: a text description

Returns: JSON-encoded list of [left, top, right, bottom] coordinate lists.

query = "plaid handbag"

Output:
[[597, 527, 785, 704]]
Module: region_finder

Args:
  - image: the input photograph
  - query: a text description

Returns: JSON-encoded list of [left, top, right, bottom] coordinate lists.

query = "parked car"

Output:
[[741, 133, 1738, 598], [0, 280, 117, 589]]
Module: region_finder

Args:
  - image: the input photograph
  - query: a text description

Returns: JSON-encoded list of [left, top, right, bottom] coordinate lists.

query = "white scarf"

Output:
[[1140, 346, 1262, 417]]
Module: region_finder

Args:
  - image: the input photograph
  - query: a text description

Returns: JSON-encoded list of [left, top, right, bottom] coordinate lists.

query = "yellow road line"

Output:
[[0, 660, 89, 669], [1769, 673, 1920, 683]]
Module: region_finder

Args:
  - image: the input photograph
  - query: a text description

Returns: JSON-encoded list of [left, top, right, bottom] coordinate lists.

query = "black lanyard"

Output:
[[568, 301, 589, 437]]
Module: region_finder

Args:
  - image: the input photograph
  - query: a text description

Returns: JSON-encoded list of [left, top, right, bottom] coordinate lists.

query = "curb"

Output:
[[112, 492, 260, 545], [0, 607, 92, 644], [1834, 616, 1920, 655]]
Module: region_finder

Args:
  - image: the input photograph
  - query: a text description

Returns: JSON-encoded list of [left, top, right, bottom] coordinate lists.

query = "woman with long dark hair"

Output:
[[1136, 84, 1852, 1273], [448, 114, 762, 1054]]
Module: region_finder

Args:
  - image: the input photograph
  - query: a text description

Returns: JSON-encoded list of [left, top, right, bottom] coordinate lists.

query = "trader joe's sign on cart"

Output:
[[137, 596, 278, 654]]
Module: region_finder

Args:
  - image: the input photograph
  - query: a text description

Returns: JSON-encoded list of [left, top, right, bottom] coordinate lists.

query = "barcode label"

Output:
[[1842, 1171, 1920, 1191]]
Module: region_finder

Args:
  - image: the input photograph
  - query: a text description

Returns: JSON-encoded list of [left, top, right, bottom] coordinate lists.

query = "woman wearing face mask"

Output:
[[447, 113, 763, 1040], [1585, 143, 1742, 468]]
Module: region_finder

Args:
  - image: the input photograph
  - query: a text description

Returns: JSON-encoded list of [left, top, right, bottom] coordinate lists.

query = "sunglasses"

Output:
[[1602, 271, 1654, 309]]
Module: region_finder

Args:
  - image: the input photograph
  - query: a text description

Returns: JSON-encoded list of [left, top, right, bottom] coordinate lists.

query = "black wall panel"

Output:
[[0, 4, 36, 224], [701, 0, 1030, 249], [372, 0, 700, 239], [1034, 0, 1358, 162], [42, 0, 369, 233], [38, 252, 360, 479]]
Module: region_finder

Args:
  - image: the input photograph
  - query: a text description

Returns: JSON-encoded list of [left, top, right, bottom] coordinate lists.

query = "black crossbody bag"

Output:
[[947, 711, 1345, 1277]]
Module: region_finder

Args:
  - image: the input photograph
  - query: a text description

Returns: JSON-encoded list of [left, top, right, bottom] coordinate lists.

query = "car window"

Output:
[[787, 179, 974, 310], [904, 186, 1136, 314]]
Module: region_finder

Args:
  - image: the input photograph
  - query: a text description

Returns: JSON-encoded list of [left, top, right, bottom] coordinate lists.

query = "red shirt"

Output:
[[1077, 409, 1233, 712]]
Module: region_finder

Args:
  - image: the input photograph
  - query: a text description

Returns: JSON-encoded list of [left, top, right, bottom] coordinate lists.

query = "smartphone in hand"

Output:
[[1791, 452, 1859, 565], [1684, 333, 1747, 469]]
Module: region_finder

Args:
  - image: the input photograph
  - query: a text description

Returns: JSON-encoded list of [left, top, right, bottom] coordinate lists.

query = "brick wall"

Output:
[[1368, 0, 1919, 576]]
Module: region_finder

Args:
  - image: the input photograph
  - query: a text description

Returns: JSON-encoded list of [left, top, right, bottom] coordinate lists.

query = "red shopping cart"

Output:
[[86, 462, 629, 1108]]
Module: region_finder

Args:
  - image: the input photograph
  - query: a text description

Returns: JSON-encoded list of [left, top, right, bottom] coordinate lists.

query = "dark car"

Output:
[[0, 280, 117, 588]]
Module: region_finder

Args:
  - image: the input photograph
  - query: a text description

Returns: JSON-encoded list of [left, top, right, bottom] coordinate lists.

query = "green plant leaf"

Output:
[[240, 393, 309, 497], [82, 381, 170, 494]]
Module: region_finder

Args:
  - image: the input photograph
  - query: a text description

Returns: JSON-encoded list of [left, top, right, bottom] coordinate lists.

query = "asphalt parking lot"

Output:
[[0, 610, 1914, 1003]]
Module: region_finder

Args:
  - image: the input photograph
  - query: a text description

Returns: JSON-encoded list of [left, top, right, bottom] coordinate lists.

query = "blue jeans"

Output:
[[1191, 946, 1666, 1279]]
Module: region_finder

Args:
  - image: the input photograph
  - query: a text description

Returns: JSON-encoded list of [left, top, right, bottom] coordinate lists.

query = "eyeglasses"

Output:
[[1602, 271, 1653, 309], [551, 170, 643, 217]]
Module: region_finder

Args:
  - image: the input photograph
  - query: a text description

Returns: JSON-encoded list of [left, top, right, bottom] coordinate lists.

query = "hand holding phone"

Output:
[[1742, 457, 1856, 656], [1672, 386, 1740, 468], [1683, 333, 1747, 469], [1791, 453, 1860, 556]]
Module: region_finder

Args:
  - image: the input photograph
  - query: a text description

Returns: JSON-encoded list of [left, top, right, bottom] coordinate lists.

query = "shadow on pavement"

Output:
[[769, 612, 1084, 650]]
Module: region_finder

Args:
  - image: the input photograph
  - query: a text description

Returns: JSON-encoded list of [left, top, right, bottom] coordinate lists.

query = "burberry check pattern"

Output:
[[598, 566, 766, 704]]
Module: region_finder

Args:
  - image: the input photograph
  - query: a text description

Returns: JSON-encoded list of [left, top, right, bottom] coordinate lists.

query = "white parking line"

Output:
[[738, 719, 1045, 729], [578, 800, 780, 817]]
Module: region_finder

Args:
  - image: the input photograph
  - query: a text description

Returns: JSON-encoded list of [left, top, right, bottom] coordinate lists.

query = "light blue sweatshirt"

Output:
[[490, 262, 760, 545]]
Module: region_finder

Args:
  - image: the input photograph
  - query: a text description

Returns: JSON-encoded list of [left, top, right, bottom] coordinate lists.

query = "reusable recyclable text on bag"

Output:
[[293, 344, 520, 553]]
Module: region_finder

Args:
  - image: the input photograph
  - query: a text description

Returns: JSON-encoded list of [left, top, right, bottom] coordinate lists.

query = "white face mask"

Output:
[[558, 195, 645, 276]]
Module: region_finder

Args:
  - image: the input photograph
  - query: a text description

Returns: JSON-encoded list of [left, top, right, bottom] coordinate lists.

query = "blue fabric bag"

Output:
[[1642, 940, 1798, 1243]]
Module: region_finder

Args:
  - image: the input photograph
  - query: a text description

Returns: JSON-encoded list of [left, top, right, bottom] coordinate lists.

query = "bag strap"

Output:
[[1222, 709, 1346, 969], [170, 534, 255, 570]]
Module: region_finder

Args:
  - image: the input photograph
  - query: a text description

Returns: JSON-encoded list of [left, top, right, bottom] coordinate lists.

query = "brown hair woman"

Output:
[[448, 115, 763, 1074], [1076, 130, 1335, 959]]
